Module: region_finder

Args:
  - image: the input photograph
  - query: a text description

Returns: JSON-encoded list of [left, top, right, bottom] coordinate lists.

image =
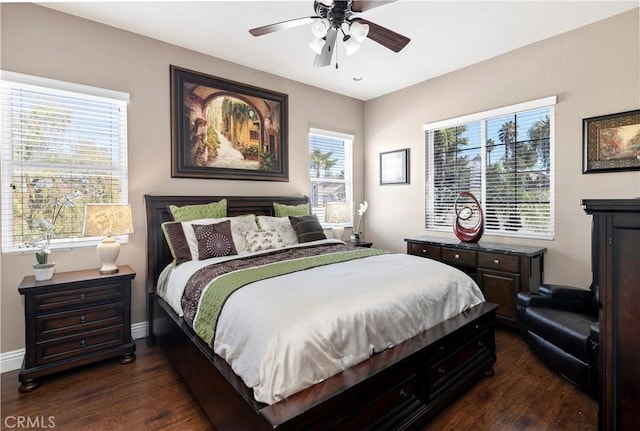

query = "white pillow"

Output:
[[244, 229, 285, 253], [256, 216, 298, 246], [227, 214, 259, 251], [182, 214, 258, 258]]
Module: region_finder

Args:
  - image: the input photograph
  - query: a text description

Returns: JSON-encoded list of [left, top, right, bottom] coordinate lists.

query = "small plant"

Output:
[[28, 191, 82, 264]]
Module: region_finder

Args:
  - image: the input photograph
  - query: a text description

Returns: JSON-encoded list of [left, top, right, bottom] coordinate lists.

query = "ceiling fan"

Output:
[[249, 0, 410, 68]]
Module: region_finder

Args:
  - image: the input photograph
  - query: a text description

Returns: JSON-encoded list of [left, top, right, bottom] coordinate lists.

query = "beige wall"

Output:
[[0, 4, 365, 352], [1, 4, 638, 355], [364, 9, 640, 287]]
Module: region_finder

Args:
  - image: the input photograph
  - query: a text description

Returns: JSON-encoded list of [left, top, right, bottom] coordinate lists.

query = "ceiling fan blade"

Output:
[[249, 16, 315, 36], [351, 0, 397, 13], [313, 28, 337, 67], [353, 18, 410, 52]]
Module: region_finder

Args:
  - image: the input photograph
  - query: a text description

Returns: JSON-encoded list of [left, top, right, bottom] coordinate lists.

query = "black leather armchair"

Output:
[[516, 283, 599, 396]]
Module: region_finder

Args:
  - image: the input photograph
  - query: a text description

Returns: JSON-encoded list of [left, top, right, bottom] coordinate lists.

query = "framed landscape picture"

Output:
[[583, 109, 640, 173], [171, 65, 289, 181]]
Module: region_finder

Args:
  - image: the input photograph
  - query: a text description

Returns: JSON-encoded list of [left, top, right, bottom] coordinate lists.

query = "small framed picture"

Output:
[[380, 148, 410, 185], [583, 109, 640, 173]]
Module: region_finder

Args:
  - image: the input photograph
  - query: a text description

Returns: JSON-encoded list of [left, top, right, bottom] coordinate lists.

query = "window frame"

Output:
[[308, 127, 354, 227], [423, 96, 556, 240], [1, 70, 130, 254]]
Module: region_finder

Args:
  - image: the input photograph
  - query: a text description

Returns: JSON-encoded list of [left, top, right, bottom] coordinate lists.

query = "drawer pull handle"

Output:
[[454, 254, 460, 259], [438, 367, 446, 375], [494, 259, 500, 265], [399, 389, 409, 400], [80, 316, 86, 324], [422, 249, 427, 253], [79, 293, 86, 300], [80, 340, 86, 348]]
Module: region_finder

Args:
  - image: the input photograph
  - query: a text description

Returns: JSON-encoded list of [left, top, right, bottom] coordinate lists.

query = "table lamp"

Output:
[[82, 204, 134, 274], [324, 202, 351, 240]]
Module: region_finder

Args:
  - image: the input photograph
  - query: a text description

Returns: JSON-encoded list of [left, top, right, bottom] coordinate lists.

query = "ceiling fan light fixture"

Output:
[[343, 36, 360, 56], [309, 37, 326, 55], [310, 18, 330, 38], [349, 21, 369, 43]]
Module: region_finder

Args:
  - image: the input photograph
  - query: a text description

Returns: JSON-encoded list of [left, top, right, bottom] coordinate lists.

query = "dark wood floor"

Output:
[[1, 328, 596, 431]]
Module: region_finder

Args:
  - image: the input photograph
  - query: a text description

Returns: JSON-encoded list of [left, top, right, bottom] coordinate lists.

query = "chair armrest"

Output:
[[538, 284, 592, 301], [517, 284, 592, 313], [516, 291, 555, 308]]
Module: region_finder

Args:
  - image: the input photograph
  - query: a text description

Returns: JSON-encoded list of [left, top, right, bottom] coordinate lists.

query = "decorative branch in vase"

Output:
[[351, 201, 368, 243]]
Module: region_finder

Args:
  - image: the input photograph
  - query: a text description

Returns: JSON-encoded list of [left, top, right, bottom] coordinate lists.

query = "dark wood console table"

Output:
[[405, 236, 546, 327], [583, 199, 640, 431]]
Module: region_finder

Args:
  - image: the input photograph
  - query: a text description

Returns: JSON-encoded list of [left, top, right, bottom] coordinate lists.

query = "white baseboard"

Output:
[[0, 321, 149, 373]]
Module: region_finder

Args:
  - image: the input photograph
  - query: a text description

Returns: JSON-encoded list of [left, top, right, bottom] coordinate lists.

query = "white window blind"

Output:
[[309, 128, 353, 225], [424, 97, 555, 239], [1, 71, 129, 252]]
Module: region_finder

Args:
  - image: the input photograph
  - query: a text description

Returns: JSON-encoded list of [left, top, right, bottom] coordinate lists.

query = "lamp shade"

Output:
[[82, 204, 133, 275], [325, 202, 351, 224], [349, 21, 369, 43], [310, 18, 329, 38], [309, 38, 326, 55], [83, 204, 134, 237], [343, 37, 360, 56]]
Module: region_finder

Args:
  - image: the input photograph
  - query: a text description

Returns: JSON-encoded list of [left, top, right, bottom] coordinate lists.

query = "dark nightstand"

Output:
[[18, 266, 136, 392], [350, 240, 373, 248]]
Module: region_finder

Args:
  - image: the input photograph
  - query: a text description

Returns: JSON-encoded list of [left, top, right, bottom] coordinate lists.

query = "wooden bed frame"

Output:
[[145, 194, 497, 430]]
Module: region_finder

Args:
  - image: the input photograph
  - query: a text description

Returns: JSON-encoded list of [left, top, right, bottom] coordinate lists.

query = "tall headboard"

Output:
[[143, 194, 309, 295]]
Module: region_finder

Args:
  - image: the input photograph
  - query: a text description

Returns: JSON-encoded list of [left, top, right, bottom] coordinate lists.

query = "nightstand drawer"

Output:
[[36, 303, 124, 340], [36, 325, 125, 365], [33, 283, 124, 313], [477, 252, 519, 273], [442, 248, 476, 266], [408, 243, 441, 259]]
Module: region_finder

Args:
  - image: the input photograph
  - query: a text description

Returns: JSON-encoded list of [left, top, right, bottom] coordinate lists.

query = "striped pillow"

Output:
[[289, 214, 327, 243], [161, 221, 192, 265]]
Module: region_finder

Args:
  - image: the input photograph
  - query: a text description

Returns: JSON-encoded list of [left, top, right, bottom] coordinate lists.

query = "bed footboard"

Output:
[[152, 292, 497, 431]]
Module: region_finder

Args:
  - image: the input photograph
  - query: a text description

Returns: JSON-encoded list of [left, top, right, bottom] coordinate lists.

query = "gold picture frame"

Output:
[[583, 109, 640, 173]]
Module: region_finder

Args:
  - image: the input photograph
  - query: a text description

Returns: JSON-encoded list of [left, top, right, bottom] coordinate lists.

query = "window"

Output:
[[1, 71, 129, 253], [309, 128, 353, 225], [424, 96, 555, 239]]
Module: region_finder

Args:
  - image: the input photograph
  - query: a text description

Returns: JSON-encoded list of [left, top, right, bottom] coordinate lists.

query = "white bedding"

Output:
[[158, 240, 484, 405]]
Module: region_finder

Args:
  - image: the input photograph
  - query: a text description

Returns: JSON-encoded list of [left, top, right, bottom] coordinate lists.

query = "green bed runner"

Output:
[[193, 246, 389, 346]]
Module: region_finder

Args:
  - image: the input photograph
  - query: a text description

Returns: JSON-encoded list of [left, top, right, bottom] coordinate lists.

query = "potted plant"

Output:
[[31, 218, 55, 281], [28, 191, 83, 281]]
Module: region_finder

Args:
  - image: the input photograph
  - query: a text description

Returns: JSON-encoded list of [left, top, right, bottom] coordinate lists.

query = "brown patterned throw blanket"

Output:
[[181, 243, 389, 346]]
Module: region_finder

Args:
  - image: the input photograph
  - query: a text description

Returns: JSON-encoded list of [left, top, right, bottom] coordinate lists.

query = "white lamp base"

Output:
[[97, 236, 120, 275], [332, 225, 345, 241]]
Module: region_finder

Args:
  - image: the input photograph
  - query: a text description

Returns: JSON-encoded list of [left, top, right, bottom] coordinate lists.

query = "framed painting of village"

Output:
[[583, 109, 640, 173], [171, 65, 288, 181]]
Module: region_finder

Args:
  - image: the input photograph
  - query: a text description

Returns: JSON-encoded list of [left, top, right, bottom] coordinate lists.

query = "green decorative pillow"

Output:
[[289, 214, 327, 243], [161, 221, 192, 265], [192, 220, 238, 259], [168, 199, 227, 222], [273, 202, 310, 217]]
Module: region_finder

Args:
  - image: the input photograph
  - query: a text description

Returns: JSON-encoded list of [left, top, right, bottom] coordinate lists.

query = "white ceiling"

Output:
[[40, 1, 637, 101]]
